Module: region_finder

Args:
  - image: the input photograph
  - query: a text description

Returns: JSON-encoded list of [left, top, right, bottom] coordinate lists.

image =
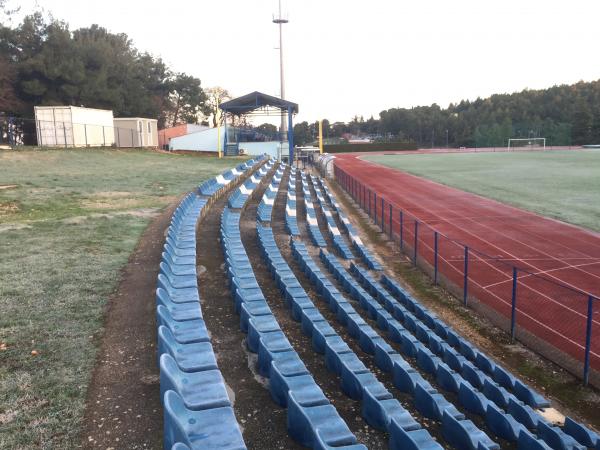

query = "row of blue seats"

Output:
[[285, 170, 300, 236], [287, 239, 450, 450], [316, 249, 503, 450], [256, 164, 284, 222], [256, 167, 280, 222], [350, 263, 570, 448], [220, 204, 363, 450], [378, 268, 550, 408], [256, 225, 368, 449], [301, 174, 328, 247], [308, 175, 354, 259], [372, 273, 597, 450], [264, 226, 424, 437], [157, 192, 247, 450], [318, 181, 383, 270], [198, 159, 259, 197], [317, 176, 599, 450], [228, 159, 275, 208]]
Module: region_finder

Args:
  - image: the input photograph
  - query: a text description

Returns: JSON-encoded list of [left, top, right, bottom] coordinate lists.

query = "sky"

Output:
[[12, 0, 600, 124]]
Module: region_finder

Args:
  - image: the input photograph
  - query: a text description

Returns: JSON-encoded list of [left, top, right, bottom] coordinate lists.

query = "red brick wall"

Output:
[[158, 124, 188, 148]]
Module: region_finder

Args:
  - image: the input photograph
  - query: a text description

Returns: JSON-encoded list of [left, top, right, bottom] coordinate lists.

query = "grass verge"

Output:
[[0, 148, 246, 449]]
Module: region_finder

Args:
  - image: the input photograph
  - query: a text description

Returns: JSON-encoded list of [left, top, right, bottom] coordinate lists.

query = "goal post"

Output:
[[507, 137, 546, 151]]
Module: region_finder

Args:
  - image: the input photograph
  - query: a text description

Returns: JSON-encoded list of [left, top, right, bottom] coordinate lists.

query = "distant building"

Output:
[[158, 124, 209, 149], [113, 118, 158, 148], [169, 126, 286, 158], [34, 106, 115, 147]]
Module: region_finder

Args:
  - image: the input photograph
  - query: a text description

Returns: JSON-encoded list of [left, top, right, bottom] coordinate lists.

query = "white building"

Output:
[[113, 118, 158, 148], [34, 106, 115, 147], [169, 127, 285, 158]]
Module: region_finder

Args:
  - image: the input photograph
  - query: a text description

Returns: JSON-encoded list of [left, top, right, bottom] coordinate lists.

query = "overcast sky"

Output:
[[13, 0, 600, 123]]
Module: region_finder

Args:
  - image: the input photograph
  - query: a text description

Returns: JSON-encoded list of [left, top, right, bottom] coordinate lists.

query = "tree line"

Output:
[[292, 80, 600, 147], [0, 5, 227, 128]]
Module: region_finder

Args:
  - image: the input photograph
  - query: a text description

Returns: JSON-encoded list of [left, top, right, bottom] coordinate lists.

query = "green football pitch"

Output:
[[363, 150, 600, 232]]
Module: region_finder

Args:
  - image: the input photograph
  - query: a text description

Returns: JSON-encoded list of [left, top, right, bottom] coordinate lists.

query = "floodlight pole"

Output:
[[273, 0, 288, 137]]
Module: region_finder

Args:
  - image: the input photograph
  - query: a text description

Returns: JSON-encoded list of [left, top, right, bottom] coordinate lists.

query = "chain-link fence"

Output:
[[0, 116, 158, 148], [335, 165, 598, 386]]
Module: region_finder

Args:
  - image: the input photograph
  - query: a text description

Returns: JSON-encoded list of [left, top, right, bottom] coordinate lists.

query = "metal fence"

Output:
[[0, 116, 156, 148], [334, 165, 599, 386]]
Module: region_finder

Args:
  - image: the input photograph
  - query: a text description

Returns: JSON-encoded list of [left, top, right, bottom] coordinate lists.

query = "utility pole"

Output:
[[273, 0, 288, 137]]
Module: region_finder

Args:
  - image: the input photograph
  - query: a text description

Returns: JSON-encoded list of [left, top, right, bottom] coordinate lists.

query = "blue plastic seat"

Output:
[[247, 316, 281, 353], [160, 354, 230, 411], [507, 398, 540, 431], [537, 420, 586, 450], [513, 379, 550, 409], [340, 367, 387, 401], [158, 326, 218, 373], [158, 274, 200, 303], [437, 362, 462, 393], [257, 332, 294, 376], [517, 429, 553, 450], [362, 388, 420, 432], [269, 365, 328, 408], [442, 410, 500, 450], [163, 390, 246, 450], [392, 361, 430, 394], [156, 289, 203, 322], [458, 381, 492, 416], [483, 379, 510, 409], [563, 416, 599, 447], [416, 347, 441, 375], [475, 352, 496, 375], [462, 362, 486, 389], [485, 402, 527, 442], [414, 383, 465, 421], [287, 392, 364, 449], [493, 365, 516, 390], [311, 322, 338, 354], [389, 418, 444, 450], [157, 305, 209, 344]]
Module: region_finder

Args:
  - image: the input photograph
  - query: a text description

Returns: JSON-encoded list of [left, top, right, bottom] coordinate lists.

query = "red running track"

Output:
[[334, 152, 600, 375]]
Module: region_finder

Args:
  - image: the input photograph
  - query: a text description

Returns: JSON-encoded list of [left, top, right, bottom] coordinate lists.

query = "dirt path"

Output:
[[80, 202, 177, 450]]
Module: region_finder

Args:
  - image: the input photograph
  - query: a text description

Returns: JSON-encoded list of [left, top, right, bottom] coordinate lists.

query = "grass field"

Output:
[[363, 150, 600, 232], [0, 148, 244, 449]]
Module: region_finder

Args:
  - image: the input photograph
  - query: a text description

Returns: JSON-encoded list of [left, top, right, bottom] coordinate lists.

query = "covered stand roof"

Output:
[[220, 91, 298, 116]]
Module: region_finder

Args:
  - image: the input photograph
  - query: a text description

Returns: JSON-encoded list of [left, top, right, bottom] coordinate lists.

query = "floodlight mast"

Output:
[[273, 0, 288, 136]]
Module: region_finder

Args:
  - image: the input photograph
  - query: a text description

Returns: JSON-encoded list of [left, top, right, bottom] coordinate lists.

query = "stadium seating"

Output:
[[219, 168, 366, 449], [157, 158, 268, 449]]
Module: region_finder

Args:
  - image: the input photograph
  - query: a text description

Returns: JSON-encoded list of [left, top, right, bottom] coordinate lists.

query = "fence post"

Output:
[[374, 193, 377, 225], [511, 267, 518, 341], [400, 210, 404, 250], [583, 295, 594, 386], [463, 247, 469, 305], [103, 126, 106, 147], [434, 231, 439, 284], [131, 129, 134, 147], [63, 123, 67, 147], [84, 124, 88, 147], [389, 204, 393, 239], [381, 197, 384, 232], [368, 189, 371, 216], [413, 220, 418, 265]]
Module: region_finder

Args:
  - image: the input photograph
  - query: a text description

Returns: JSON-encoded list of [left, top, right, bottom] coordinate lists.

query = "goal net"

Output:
[[507, 138, 546, 151]]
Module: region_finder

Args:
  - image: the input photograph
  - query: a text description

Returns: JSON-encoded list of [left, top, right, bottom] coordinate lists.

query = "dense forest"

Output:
[[293, 80, 600, 147], [1, 3, 599, 147]]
